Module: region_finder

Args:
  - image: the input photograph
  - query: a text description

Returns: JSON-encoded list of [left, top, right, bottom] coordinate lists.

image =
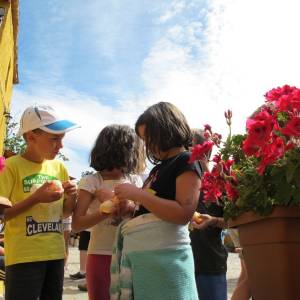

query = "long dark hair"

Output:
[[90, 124, 145, 174], [135, 102, 192, 164]]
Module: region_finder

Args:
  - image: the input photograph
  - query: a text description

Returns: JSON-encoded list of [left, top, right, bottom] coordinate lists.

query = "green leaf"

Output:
[[286, 161, 299, 183]]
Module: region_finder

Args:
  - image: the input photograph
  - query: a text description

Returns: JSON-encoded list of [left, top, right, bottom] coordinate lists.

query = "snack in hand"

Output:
[[99, 200, 114, 214], [192, 212, 203, 224], [0, 196, 12, 208], [112, 195, 120, 205], [145, 188, 156, 195], [48, 180, 64, 192]]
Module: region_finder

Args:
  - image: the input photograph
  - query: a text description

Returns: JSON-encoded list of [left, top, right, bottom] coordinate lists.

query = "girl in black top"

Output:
[[114, 102, 201, 300]]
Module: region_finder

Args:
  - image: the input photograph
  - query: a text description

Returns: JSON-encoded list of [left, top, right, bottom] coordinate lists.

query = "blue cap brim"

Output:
[[42, 120, 80, 134]]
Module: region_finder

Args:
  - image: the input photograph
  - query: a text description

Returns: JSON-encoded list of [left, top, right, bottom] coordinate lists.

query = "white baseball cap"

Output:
[[17, 105, 80, 136]]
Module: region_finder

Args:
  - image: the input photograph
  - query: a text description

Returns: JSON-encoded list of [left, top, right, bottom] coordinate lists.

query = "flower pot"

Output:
[[229, 206, 300, 300]]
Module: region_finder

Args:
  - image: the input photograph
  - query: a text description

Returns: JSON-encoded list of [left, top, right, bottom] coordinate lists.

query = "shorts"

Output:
[[79, 231, 90, 251]]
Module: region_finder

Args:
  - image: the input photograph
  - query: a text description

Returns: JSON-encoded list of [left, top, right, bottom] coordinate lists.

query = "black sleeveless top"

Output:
[[135, 151, 202, 216]]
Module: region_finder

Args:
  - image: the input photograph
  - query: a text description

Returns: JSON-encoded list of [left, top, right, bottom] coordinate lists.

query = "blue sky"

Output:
[[11, 0, 300, 178]]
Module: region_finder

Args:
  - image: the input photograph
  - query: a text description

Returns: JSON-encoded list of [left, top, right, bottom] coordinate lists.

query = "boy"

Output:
[[0, 105, 79, 300]]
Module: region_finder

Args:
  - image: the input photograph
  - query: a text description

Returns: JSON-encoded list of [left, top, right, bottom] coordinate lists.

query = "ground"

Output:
[[63, 246, 240, 300]]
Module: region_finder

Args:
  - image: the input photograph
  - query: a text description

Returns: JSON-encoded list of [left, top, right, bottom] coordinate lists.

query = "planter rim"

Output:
[[228, 206, 300, 228]]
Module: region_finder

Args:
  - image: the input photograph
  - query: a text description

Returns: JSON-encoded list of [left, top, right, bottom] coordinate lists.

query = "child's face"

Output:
[[137, 124, 162, 159], [137, 125, 146, 141], [29, 130, 65, 160]]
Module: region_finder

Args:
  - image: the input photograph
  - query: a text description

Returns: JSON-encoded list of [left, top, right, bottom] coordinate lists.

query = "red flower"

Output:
[[257, 137, 285, 174], [204, 131, 210, 139], [246, 111, 274, 146], [225, 183, 239, 201], [242, 138, 260, 156], [201, 172, 223, 202], [189, 141, 214, 163], [265, 85, 300, 112], [265, 85, 295, 102], [281, 116, 300, 137], [212, 154, 221, 163]]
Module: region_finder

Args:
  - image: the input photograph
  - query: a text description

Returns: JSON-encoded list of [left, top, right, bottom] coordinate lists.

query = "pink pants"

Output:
[[86, 254, 112, 300]]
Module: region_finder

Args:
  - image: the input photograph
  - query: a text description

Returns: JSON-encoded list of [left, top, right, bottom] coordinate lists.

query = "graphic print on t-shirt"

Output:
[[23, 173, 57, 193], [23, 173, 63, 236], [26, 216, 62, 236]]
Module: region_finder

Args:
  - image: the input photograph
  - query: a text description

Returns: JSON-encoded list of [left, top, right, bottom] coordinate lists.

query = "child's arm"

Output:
[[115, 171, 201, 225], [191, 214, 227, 229], [4, 181, 63, 221], [62, 180, 77, 218], [72, 189, 110, 232]]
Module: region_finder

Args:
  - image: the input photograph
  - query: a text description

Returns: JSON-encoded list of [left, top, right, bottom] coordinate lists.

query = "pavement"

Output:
[[63, 246, 240, 300]]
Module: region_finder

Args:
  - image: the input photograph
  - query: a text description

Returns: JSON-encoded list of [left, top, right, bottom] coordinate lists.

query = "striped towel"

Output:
[[110, 214, 198, 300]]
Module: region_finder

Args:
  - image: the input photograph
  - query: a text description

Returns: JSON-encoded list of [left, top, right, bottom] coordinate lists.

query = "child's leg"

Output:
[[5, 261, 47, 300], [40, 259, 64, 300], [231, 258, 251, 300], [86, 254, 112, 300], [196, 273, 227, 300]]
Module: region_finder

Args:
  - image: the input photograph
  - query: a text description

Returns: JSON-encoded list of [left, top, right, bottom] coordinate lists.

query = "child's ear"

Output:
[[25, 131, 36, 143]]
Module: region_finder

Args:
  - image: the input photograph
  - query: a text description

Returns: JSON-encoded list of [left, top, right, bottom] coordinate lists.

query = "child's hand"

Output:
[[191, 213, 215, 230], [95, 188, 114, 203], [119, 199, 136, 216], [114, 183, 141, 202], [32, 181, 64, 203], [62, 180, 77, 198]]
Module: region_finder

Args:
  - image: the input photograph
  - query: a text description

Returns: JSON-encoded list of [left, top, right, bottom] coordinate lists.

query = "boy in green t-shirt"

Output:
[[0, 105, 80, 300]]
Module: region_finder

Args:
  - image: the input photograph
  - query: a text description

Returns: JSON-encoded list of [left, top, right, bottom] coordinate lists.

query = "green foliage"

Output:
[[4, 117, 26, 154], [221, 135, 300, 220]]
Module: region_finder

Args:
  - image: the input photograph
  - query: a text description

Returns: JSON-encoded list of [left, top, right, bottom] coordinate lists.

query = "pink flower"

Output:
[[0, 156, 5, 172]]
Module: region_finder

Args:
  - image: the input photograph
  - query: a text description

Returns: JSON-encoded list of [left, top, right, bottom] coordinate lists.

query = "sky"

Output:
[[11, 0, 300, 178]]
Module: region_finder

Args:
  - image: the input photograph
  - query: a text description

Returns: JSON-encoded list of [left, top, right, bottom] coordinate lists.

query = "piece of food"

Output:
[[192, 212, 203, 224], [112, 195, 120, 204], [145, 188, 156, 195], [0, 196, 12, 208], [48, 180, 64, 192], [99, 200, 114, 214]]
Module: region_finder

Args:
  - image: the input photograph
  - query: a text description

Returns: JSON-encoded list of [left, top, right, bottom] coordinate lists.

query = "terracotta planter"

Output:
[[229, 206, 300, 300]]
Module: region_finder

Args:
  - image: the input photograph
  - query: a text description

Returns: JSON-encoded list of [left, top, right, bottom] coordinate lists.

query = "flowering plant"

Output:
[[190, 85, 300, 220]]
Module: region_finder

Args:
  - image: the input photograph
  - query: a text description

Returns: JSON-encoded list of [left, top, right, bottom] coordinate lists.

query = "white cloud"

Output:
[[13, 0, 300, 177], [11, 88, 142, 177], [133, 0, 300, 137], [158, 0, 186, 23]]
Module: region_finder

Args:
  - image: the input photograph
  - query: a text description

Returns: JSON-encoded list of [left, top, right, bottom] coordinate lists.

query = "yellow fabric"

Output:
[[0, 155, 69, 266]]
